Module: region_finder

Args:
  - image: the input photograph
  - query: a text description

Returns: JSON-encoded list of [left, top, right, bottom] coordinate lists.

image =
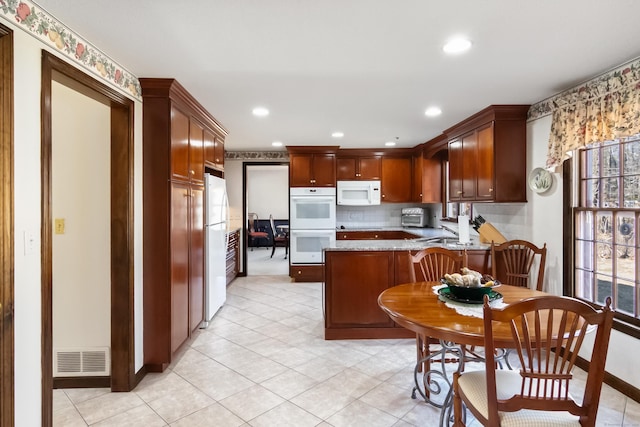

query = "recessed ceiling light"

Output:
[[443, 37, 472, 54], [331, 132, 344, 138], [385, 141, 396, 147], [271, 141, 283, 147], [425, 107, 442, 117], [252, 107, 269, 117]]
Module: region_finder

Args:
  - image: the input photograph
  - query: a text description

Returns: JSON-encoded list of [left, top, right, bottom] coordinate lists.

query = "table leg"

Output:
[[411, 341, 512, 426]]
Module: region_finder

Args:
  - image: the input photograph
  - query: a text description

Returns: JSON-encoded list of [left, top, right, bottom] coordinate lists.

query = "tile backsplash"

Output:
[[336, 203, 441, 229]]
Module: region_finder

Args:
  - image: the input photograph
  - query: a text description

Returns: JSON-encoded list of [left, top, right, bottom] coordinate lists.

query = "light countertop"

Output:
[[327, 227, 489, 251]]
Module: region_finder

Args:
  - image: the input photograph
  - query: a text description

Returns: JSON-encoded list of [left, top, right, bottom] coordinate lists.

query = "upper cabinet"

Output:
[[204, 128, 224, 171], [444, 105, 530, 203], [412, 141, 443, 203], [381, 155, 412, 202], [287, 146, 338, 187], [336, 151, 382, 180]]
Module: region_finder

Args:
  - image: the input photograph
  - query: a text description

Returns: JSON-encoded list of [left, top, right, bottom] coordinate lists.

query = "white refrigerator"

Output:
[[203, 173, 229, 326]]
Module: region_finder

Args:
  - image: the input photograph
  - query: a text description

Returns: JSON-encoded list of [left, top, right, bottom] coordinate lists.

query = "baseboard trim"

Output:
[[575, 356, 640, 403], [53, 376, 110, 389]]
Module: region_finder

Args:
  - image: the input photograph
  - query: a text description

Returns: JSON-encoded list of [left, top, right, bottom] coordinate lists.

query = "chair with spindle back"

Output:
[[491, 240, 547, 291], [408, 247, 467, 374], [453, 295, 614, 427]]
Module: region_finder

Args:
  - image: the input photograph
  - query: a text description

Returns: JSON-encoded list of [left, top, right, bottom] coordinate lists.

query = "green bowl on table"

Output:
[[440, 278, 500, 302]]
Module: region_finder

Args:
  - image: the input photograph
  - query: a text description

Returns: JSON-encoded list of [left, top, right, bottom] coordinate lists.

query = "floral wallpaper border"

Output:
[[0, 0, 141, 101], [225, 151, 289, 160], [528, 55, 640, 121]]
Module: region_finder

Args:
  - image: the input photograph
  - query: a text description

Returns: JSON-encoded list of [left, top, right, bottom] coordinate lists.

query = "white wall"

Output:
[[8, 21, 145, 426], [51, 79, 111, 354], [246, 165, 289, 220], [226, 160, 289, 226]]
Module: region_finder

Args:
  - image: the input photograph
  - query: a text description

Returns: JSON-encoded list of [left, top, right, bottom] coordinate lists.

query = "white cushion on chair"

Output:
[[458, 370, 580, 427]]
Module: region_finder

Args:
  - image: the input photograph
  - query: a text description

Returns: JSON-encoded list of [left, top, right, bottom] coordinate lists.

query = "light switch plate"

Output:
[[23, 231, 36, 255], [55, 218, 65, 234]]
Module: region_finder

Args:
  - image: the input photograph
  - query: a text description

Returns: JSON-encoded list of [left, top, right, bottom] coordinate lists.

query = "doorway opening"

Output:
[[41, 52, 135, 426], [242, 162, 289, 276]]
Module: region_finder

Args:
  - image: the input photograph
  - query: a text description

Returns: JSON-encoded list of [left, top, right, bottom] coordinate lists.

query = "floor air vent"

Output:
[[54, 347, 110, 377]]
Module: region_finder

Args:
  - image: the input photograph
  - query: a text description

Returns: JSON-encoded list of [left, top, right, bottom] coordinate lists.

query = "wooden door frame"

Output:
[[241, 161, 289, 275], [0, 23, 15, 427], [41, 51, 135, 426]]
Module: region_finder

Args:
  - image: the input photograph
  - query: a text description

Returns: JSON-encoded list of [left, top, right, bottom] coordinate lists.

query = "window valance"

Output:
[[547, 63, 640, 169]]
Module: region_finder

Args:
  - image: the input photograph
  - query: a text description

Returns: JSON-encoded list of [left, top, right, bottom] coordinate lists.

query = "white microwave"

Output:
[[336, 180, 381, 206]]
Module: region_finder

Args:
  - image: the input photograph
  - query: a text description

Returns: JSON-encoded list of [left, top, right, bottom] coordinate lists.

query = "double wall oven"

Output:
[[289, 187, 336, 264]]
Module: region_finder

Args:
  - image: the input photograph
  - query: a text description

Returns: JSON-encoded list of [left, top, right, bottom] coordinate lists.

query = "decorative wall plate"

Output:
[[528, 167, 553, 193]]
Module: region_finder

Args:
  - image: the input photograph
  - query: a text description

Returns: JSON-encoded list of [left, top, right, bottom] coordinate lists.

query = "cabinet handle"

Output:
[[457, 191, 463, 195], [374, 234, 379, 238], [190, 169, 195, 175], [382, 194, 385, 198], [489, 188, 493, 192]]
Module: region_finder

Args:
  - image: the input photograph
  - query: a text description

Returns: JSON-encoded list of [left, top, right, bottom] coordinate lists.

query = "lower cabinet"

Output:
[[324, 250, 414, 339], [324, 248, 490, 340], [290, 264, 324, 282], [226, 229, 240, 285]]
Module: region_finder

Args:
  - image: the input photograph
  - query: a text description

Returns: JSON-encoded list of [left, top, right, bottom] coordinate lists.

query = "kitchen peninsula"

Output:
[[323, 228, 491, 340]]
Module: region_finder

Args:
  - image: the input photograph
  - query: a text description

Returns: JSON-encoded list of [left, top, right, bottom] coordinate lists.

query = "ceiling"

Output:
[[34, 0, 640, 152]]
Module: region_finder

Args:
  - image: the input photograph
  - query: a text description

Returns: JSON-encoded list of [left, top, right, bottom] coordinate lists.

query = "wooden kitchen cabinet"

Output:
[[204, 128, 224, 171], [412, 146, 443, 203], [445, 105, 529, 203], [336, 154, 381, 180], [226, 229, 239, 285], [140, 78, 228, 372], [381, 156, 412, 202], [287, 146, 339, 187], [325, 251, 396, 331]]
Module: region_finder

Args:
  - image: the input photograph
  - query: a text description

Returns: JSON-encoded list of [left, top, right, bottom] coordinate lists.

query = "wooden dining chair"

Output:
[[269, 214, 288, 259], [491, 240, 547, 291], [453, 295, 614, 427], [408, 248, 467, 373], [248, 212, 268, 250]]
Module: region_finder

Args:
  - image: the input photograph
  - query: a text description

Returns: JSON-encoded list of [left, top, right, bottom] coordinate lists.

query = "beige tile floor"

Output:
[[54, 252, 640, 426]]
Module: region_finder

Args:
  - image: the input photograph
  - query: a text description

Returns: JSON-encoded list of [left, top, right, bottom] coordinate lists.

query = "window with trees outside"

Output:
[[575, 135, 640, 323]]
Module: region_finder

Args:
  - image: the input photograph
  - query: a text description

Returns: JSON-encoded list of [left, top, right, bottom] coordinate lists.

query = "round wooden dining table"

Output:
[[378, 281, 548, 348], [378, 281, 549, 426]]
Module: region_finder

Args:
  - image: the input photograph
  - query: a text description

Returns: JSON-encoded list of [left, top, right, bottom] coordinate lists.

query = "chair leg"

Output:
[[453, 372, 465, 427], [271, 244, 275, 258]]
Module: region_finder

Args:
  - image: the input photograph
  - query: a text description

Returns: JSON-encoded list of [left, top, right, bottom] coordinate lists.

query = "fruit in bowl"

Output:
[[441, 268, 500, 300]]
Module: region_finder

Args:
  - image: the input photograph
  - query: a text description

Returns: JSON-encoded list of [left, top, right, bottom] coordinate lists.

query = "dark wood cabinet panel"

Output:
[[170, 183, 190, 353], [289, 154, 314, 187], [226, 229, 239, 285], [336, 156, 381, 180], [381, 157, 412, 202], [170, 107, 190, 182], [189, 186, 204, 332], [290, 264, 324, 282], [475, 122, 494, 200], [189, 120, 205, 184], [288, 147, 338, 187], [141, 78, 228, 372], [445, 105, 529, 203], [325, 251, 395, 328], [213, 134, 224, 170], [412, 151, 442, 203]]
